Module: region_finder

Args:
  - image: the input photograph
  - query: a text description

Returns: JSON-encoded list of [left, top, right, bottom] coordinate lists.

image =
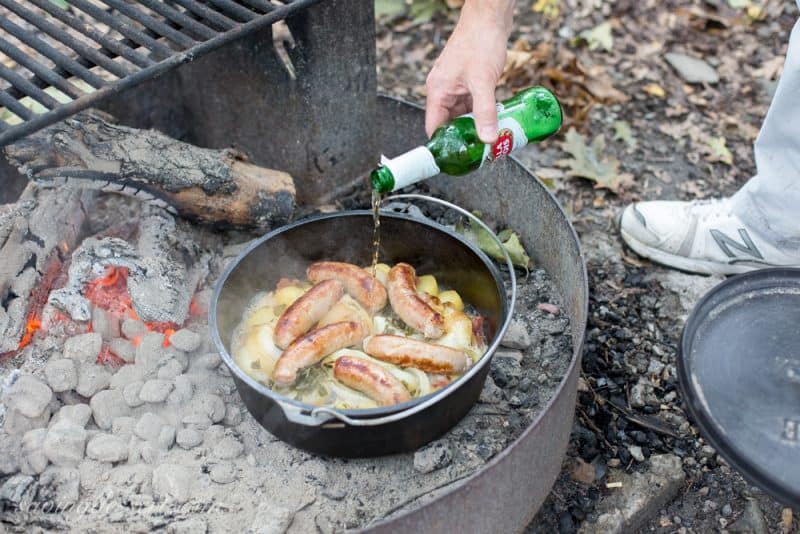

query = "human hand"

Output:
[[425, 0, 514, 143]]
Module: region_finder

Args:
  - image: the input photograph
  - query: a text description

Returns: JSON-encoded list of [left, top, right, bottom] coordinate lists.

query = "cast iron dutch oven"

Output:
[[210, 199, 515, 457]]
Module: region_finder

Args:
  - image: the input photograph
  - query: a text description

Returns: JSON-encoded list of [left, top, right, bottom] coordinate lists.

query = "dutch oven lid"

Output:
[[678, 268, 800, 507]]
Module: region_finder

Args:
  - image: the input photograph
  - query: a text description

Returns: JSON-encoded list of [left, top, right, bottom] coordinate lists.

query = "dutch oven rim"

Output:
[[210, 209, 510, 422]]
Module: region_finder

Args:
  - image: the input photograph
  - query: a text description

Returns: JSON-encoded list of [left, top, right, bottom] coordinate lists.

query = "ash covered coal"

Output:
[[49, 211, 210, 325], [1, 190, 573, 532]]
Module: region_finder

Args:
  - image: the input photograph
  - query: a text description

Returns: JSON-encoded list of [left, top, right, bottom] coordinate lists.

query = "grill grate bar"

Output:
[[203, 0, 259, 22], [0, 0, 133, 79], [0, 90, 34, 121], [65, 0, 175, 59], [97, 0, 198, 49], [0, 17, 107, 88], [0, 64, 60, 110], [134, 0, 219, 40], [167, 0, 238, 30], [0, 37, 84, 100], [0, 0, 323, 145], [25, 0, 155, 69], [236, 0, 277, 14]]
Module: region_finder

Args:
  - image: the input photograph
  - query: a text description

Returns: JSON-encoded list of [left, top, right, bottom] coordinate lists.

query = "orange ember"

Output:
[[84, 266, 133, 317], [18, 316, 42, 350], [97, 345, 126, 369], [84, 266, 180, 349], [163, 329, 176, 347]]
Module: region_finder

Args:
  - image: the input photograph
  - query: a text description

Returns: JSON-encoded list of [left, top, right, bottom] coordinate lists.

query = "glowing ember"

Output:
[[17, 315, 42, 350], [84, 266, 180, 348], [97, 345, 126, 369], [84, 266, 133, 317]]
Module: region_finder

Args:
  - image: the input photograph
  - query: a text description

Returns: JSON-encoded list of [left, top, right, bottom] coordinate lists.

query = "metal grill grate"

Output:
[[0, 0, 320, 146]]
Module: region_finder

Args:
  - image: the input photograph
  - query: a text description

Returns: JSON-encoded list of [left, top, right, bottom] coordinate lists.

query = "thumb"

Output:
[[469, 81, 499, 144]]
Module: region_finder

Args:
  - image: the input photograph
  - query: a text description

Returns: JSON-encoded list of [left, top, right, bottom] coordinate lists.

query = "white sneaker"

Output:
[[619, 198, 800, 275]]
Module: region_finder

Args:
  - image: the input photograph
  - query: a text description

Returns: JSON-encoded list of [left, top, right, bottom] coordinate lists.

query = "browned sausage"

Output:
[[307, 261, 388, 314], [363, 335, 469, 374], [273, 321, 367, 386], [387, 263, 444, 338], [274, 279, 344, 349], [333, 355, 411, 406]]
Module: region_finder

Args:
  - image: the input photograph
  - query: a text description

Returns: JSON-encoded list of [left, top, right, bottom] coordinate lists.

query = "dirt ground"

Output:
[[376, 0, 797, 532]]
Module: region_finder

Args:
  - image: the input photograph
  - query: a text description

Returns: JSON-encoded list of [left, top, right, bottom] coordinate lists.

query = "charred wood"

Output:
[[5, 110, 296, 230]]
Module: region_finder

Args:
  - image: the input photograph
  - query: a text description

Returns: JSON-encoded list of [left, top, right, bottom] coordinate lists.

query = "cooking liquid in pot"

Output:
[[230, 264, 487, 410]]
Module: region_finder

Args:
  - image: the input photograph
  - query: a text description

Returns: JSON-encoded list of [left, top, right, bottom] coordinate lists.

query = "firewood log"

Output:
[[4, 110, 296, 230]]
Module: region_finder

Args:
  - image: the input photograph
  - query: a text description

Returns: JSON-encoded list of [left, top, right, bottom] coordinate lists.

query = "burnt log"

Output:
[[5, 110, 296, 230], [0, 184, 94, 354]]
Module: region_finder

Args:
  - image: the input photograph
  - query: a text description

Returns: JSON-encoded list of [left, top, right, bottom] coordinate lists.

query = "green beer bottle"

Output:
[[370, 86, 562, 194]]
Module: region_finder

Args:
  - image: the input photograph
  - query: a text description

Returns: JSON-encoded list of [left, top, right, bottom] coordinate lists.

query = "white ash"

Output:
[[3, 406, 51, 436], [19, 428, 48, 475], [209, 461, 237, 484], [44, 359, 78, 393], [89, 389, 129, 430], [50, 404, 92, 428], [1, 235, 571, 533], [108, 338, 136, 363], [91, 307, 120, 341], [123, 381, 145, 408], [86, 434, 129, 463], [0, 434, 21, 475], [169, 329, 202, 353], [2, 375, 52, 419], [138, 379, 173, 403], [63, 333, 102, 363], [76, 363, 112, 398], [42, 420, 87, 467], [121, 318, 147, 340]]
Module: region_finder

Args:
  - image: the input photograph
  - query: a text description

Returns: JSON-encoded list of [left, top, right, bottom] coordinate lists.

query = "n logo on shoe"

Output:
[[710, 229, 764, 260]]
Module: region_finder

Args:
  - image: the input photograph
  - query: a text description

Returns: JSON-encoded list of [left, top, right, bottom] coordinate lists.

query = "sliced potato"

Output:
[[274, 285, 306, 308], [416, 274, 438, 296], [245, 306, 276, 329], [437, 313, 473, 350], [438, 290, 464, 312], [365, 263, 391, 287]]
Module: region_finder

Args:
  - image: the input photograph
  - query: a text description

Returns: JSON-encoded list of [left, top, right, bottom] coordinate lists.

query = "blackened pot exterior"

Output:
[[212, 211, 508, 457]]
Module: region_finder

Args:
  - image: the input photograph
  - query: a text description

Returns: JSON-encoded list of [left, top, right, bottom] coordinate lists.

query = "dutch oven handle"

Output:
[[277, 194, 518, 428]]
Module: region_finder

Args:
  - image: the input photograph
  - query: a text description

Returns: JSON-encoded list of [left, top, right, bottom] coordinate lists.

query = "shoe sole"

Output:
[[620, 228, 758, 276]]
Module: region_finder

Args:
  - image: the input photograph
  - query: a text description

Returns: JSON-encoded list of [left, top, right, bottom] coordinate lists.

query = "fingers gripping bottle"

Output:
[[370, 86, 562, 194]]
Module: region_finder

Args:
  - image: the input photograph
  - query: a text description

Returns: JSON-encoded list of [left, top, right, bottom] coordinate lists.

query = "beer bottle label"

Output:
[[463, 104, 529, 168], [380, 146, 441, 191], [480, 116, 528, 167]]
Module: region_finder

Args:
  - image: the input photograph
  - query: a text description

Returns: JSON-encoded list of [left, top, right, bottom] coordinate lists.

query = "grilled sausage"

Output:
[[274, 279, 344, 349], [363, 335, 469, 374], [333, 355, 411, 406], [387, 263, 445, 338], [273, 321, 367, 386], [307, 261, 388, 314]]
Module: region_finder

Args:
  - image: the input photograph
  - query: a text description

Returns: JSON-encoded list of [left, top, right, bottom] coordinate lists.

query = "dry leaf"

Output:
[[557, 128, 634, 195], [781, 508, 792, 534], [532, 0, 560, 19], [752, 55, 784, 80], [642, 83, 666, 98], [578, 21, 614, 52], [613, 120, 638, 150], [705, 136, 733, 165], [570, 457, 596, 485]]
